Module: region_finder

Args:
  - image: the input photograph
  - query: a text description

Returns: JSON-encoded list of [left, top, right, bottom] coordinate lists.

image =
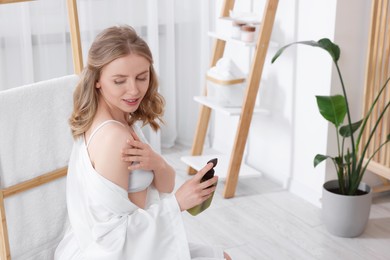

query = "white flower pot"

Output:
[[322, 180, 372, 237]]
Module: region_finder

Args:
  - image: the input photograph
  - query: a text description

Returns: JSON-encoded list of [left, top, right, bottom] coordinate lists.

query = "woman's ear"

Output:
[[95, 81, 101, 89]]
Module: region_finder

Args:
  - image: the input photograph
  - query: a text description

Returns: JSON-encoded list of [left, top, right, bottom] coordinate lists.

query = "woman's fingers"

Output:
[[194, 162, 214, 182], [126, 138, 144, 149], [200, 182, 217, 197], [122, 147, 142, 156], [130, 130, 141, 141], [199, 176, 218, 189], [127, 162, 141, 170]]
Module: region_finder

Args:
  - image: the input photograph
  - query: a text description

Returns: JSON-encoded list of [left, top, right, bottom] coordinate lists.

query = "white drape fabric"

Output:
[[0, 0, 211, 148]]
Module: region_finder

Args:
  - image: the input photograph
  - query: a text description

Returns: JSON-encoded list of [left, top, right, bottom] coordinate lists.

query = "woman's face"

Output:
[[96, 53, 150, 116]]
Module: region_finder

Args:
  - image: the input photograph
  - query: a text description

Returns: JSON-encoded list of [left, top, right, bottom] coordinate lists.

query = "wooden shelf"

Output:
[[186, 0, 279, 198], [194, 96, 270, 116], [208, 31, 279, 49], [181, 153, 262, 181], [208, 31, 257, 47]]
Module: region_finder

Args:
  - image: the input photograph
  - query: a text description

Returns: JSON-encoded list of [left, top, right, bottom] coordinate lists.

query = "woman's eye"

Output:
[[114, 80, 125, 85], [137, 77, 147, 82]]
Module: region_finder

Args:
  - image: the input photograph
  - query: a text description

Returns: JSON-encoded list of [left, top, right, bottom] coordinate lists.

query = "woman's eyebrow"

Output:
[[137, 70, 149, 76], [111, 70, 149, 78], [112, 74, 128, 78]]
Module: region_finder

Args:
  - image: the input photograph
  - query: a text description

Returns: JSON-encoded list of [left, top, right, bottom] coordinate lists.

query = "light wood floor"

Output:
[[162, 145, 390, 260]]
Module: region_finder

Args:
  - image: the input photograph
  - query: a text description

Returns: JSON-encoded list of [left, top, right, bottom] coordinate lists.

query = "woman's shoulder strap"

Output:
[[86, 120, 125, 148]]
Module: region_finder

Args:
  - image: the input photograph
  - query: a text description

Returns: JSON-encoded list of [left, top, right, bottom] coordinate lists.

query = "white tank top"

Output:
[[86, 120, 154, 193]]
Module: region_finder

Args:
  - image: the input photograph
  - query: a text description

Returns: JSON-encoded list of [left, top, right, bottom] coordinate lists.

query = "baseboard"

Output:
[[288, 179, 322, 208]]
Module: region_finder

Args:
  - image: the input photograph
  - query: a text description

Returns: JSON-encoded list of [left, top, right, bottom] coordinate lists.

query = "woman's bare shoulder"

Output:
[[88, 122, 133, 190]]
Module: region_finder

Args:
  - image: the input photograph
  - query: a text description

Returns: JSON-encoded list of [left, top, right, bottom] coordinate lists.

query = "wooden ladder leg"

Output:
[[188, 106, 212, 174], [188, 0, 235, 174], [187, 0, 232, 174], [67, 0, 83, 74], [187, 38, 228, 175], [0, 192, 10, 260], [223, 0, 279, 198]]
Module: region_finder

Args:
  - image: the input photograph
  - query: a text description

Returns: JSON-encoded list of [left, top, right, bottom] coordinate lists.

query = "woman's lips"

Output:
[[123, 98, 139, 105]]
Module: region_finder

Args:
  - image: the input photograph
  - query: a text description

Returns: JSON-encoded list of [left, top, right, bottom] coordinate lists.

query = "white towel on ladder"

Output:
[[0, 74, 79, 259]]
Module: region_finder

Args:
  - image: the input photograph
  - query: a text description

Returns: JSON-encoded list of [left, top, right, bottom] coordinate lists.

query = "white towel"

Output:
[[0, 74, 79, 259], [207, 58, 245, 80]]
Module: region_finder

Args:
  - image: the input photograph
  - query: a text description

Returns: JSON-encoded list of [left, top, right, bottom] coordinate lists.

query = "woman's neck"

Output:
[[97, 95, 128, 124]]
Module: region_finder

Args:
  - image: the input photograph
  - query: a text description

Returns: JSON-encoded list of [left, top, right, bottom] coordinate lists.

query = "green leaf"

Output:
[[271, 40, 318, 63], [314, 154, 333, 167], [334, 156, 344, 166], [316, 95, 347, 127], [271, 38, 340, 64], [344, 149, 352, 165], [317, 38, 340, 62], [339, 120, 363, 137]]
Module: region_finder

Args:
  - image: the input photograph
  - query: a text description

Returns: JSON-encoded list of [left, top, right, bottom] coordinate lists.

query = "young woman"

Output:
[[55, 25, 231, 260]]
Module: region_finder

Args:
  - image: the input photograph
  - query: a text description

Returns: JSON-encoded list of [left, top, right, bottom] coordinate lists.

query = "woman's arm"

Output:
[[88, 124, 132, 191]]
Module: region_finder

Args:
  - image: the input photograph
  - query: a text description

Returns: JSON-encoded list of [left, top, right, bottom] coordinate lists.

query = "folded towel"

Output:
[[207, 58, 245, 80], [0, 74, 79, 259]]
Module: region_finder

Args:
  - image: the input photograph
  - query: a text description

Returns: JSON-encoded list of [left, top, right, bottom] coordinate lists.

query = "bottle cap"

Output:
[[232, 20, 246, 27], [241, 25, 256, 32]]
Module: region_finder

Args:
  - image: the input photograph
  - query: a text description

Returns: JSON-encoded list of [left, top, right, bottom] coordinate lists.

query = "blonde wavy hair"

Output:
[[69, 25, 165, 138]]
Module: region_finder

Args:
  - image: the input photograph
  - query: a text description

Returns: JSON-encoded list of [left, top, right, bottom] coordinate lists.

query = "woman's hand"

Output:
[[175, 163, 218, 211], [121, 130, 175, 193], [121, 133, 164, 172]]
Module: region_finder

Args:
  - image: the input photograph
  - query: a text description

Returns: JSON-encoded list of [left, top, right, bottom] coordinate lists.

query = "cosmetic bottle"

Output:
[[241, 25, 256, 42], [187, 158, 218, 216]]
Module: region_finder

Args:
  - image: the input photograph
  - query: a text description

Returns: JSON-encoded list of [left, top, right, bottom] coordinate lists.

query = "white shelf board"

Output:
[[208, 31, 279, 49], [194, 96, 270, 116], [208, 31, 256, 47], [181, 154, 262, 181]]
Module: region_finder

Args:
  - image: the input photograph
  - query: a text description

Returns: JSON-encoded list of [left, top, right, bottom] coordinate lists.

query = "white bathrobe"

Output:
[[55, 127, 224, 260]]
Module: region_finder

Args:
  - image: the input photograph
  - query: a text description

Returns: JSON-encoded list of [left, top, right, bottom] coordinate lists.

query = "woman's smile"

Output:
[[122, 98, 140, 106]]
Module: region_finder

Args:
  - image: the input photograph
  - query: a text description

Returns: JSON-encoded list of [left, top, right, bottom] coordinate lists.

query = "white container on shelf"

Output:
[[231, 20, 246, 39], [206, 74, 246, 107], [215, 17, 234, 38], [241, 25, 256, 42]]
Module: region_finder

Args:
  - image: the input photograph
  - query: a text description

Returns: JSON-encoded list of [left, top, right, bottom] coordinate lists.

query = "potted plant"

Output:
[[271, 38, 390, 237]]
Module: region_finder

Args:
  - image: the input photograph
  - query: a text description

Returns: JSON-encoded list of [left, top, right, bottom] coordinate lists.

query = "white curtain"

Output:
[[0, 0, 212, 150]]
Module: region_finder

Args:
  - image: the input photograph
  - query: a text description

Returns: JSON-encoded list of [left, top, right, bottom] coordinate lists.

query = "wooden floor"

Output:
[[162, 145, 390, 260]]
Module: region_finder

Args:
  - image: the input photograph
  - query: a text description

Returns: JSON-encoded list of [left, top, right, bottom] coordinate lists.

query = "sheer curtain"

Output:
[[0, 0, 212, 149]]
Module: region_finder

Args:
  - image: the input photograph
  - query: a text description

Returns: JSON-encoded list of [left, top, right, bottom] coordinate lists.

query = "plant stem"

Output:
[[338, 167, 345, 194], [356, 101, 390, 176], [336, 126, 342, 160], [346, 148, 352, 191], [334, 62, 356, 176], [355, 77, 390, 151], [351, 138, 390, 194]]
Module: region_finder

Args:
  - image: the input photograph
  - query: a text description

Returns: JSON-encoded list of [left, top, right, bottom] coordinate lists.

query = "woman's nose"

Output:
[[126, 80, 139, 95]]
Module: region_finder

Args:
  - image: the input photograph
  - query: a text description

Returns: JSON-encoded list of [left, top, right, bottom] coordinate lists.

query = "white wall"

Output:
[[288, 0, 338, 207], [205, 0, 372, 207]]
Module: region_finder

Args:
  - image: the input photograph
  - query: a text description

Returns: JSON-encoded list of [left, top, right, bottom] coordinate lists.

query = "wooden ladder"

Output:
[[0, 1, 82, 259], [188, 0, 279, 198]]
